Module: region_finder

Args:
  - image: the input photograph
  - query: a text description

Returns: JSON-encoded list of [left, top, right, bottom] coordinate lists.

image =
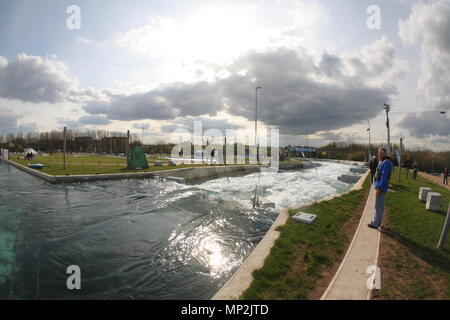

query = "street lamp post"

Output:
[[367, 120, 371, 160], [255, 86, 262, 163], [398, 138, 403, 181]]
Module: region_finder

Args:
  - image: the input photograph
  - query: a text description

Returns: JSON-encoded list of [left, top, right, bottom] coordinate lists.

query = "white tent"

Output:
[[23, 148, 38, 156]]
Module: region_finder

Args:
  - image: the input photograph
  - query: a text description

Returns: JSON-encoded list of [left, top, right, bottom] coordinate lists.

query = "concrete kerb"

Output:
[[212, 169, 370, 300], [0, 157, 260, 184], [320, 177, 375, 300], [0, 157, 56, 182]]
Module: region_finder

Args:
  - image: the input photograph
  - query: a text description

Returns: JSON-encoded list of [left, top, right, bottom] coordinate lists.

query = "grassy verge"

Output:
[[372, 168, 450, 300], [9, 155, 241, 175], [241, 174, 371, 300]]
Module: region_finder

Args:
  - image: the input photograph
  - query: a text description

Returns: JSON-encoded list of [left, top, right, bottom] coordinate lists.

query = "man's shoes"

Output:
[[368, 222, 379, 229]]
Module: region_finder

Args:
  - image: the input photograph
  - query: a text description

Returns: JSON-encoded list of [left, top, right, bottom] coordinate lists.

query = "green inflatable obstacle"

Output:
[[128, 146, 149, 170]]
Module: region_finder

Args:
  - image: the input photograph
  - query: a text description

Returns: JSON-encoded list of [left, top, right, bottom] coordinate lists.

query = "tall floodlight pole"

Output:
[[255, 86, 262, 163], [383, 103, 391, 154]]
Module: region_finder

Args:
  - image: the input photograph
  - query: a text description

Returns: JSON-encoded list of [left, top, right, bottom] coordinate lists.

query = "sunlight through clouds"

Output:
[[114, 1, 329, 67]]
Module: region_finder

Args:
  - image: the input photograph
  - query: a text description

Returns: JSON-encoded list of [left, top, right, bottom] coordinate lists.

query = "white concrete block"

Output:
[[419, 187, 432, 202], [292, 212, 317, 224], [350, 167, 367, 174], [166, 176, 186, 184], [338, 175, 360, 184], [168, 160, 177, 166], [426, 192, 442, 211]]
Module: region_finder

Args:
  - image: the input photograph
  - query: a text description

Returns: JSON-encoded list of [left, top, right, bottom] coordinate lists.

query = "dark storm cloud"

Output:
[[83, 81, 222, 121], [155, 82, 223, 117], [319, 53, 342, 77], [83, 41, 397, 135], [161, 117, 243, 134], [222, 47, 394, 135], [84, 91, 176, 121], [398, 112, 450, 139]]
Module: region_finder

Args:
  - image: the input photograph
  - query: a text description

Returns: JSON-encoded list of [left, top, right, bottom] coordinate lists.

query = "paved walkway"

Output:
[[321, 187, 380, 300], [419, 172, 450, 191]]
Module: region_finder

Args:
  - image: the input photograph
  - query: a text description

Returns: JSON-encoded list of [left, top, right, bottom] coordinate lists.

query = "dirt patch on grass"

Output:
[[372, 208, 448, 300], [307, 187, 370, 300]]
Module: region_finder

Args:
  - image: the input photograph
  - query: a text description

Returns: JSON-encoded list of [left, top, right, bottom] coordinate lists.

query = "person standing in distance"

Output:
[[368, 148, 393, 229]]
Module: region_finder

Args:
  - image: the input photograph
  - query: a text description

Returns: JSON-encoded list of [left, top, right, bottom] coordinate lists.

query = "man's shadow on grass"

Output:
[[380, 227, 450, 275]]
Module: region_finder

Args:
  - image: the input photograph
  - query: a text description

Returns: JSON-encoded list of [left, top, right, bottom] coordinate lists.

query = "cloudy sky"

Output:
[[0, 0, 449, 150]]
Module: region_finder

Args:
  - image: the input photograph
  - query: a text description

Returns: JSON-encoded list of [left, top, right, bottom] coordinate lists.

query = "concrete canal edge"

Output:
[[0, 157, 260, 183], [1, 156, 369, 299], [212, 163, 369, 300]]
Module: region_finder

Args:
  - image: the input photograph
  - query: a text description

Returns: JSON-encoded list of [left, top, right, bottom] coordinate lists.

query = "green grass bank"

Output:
[[373, 168, 450, 300], [10, 155, 222, 175], [241, 175, 371, 300]]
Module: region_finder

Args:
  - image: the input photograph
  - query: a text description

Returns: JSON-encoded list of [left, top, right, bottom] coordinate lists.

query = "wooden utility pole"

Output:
[[63, 126, 67, 170], [126, 130, 130, 169], [437, 204, 450, 250], [398, 138, 403, 181], [224, 136, 227, 166]]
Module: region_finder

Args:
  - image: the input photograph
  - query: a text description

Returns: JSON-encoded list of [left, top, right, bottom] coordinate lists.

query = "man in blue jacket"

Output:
[[368, 148, 393, 229]]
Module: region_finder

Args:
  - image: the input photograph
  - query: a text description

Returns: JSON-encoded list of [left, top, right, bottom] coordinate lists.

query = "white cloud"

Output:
[[0, 54, 77, 103], [115, 17, 180, 59], [397, 1, 450, 139], [270, 0, 329, 48], [399, 1, 450, 110], [132, 122, 151, 130], [0, 107, 37, 134], [78, 115, 111, 126]]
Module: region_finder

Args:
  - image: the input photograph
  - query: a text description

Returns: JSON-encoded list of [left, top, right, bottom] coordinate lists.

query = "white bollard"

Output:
[[418, 187, 432, 202], [426, 192, 442, 211]]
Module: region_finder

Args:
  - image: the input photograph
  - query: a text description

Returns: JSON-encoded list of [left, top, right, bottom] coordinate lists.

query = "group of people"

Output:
[[369, 156, 419, 183], [367, 148, 448, 230], [24, 152, 35, 160], [403, 159, 419, 180]]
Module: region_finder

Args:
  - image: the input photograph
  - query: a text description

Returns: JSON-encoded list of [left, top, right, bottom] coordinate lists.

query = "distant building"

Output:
[[285, 146, 316, 158], [74, 136, 94, 152], [101, 136, 128, 154]]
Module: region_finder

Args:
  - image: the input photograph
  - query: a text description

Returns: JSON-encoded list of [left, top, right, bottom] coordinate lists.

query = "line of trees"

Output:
[[318, 142, 450, 173], [1, 131, 448, 173], [0, 130, 142, 154]]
